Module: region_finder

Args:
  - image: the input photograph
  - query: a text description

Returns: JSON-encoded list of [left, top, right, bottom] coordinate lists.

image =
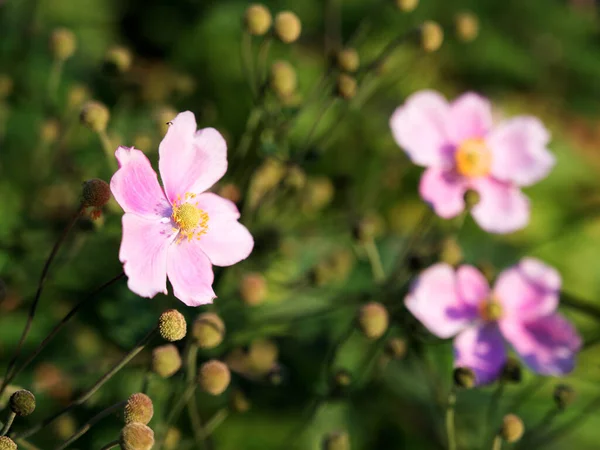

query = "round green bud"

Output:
[[248, 339, 278, 375], [395, 0, 419, 12], [500, 414, 524, 443], [553, 384, 575, 410], [0, 436, 17, 450], [419, 21, 444, 53], [80, 101, 110, 133], [274, 11, 302, 44], [50, 28, 77, 61], [10, 389, 36, 416], [104, 46, 133, 73], [152, 344, 182, 378], [455, 12, 479, 43], [335, 74, 357, 100], [464, 189, 480, 209], [192, 312, 225, 349], [244, 4, 272, 36], [230, 389, 251, 413], [240, 273, 267, 306], [81, 179, 111, 209], [323, 430, 350, 450], [120, 423, 155, 450], [198, 360, 231, 396], [453, 367, 476, 389], [385, 338, 407, 360], [336, 48, 360, 73], [358, 302, 389, 340], [270, 60, 297, 98], [124, 393, 154, 425], [501, 357, 522, 383], [158, 309, 187, 342]]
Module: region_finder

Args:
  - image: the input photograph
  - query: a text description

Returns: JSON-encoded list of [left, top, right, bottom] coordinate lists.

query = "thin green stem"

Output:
[[446, 390, 457, 450], [1, 412, 16, 436], [256, 37, 272, 90], [295, 96, 337, 162], [185, 344, 209, 450], [492, 435, 503, 450], [98, 129, 117, 171], [241, 31, 257, 98], [202, 408, 229, 437], [99, 440, 119, 450], [482, 382, 505, 448], [47, 58, 64, 104], [363, 238, 385, 283]]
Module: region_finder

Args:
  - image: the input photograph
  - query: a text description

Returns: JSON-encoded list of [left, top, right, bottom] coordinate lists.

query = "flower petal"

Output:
[[488, 117, 554, 187], [448, 92, 493, 143], [494, 258, 560, 321], [195, 193, 254, 267], [111, 146, 170, 218], [119, 214, 174, 298], [500, 313, 581, 376], [419, 168, 467, 219], [390, 90, 453, 168], [454, 324, 506, 385], [167, 240, 216, 307], [470, 177, 530, 233], [457, 265, 490, 306], [405, 263, 476, 339]]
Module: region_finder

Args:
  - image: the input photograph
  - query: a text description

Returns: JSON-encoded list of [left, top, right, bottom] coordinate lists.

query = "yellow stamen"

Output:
[[478, 298, 503, 322], [171, 194, 209, 243], [455, 138, 492, 177]]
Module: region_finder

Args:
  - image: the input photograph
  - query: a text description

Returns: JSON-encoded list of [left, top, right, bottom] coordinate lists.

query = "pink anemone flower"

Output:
[[405, 258, 581, 384], [390, 91, 555, 233], [110, 111, 254, 306]]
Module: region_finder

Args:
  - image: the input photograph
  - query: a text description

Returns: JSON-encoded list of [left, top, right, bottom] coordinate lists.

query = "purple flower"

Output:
[[390, 91, 555, 233], [405, 258, 581, 384]]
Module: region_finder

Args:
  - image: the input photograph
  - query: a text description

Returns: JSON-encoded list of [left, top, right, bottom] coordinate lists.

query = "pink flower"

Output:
[[110, 111, 254, 306], [390, 91, 555, 233], [405, 258, 581, 384]]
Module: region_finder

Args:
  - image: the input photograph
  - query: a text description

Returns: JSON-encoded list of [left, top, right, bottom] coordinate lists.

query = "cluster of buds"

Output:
[[244, 4, 302, 44], [120, 394, 155, 450]]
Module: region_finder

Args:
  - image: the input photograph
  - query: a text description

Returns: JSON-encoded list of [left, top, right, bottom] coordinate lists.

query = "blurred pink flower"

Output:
[[405, 258, 581, 384], [111, 111, 254, 306], [390, 91, 555, 233]]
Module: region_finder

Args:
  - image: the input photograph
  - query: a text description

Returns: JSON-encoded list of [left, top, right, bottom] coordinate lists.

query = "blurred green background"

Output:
[[2, 0, 600, 449]]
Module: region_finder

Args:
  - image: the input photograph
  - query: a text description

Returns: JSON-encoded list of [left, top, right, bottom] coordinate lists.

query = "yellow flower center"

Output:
[[171, 193, 209, 243], [478, 298, 503, 322], [455, 138, 492, 177]]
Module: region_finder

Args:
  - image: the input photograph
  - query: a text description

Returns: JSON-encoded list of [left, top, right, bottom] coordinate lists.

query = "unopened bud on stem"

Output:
[[199, 360, 231, 395], [124, 393, 154, 425], [500, 414, 524, 443], [192, 313, 225, 349], [10, 389, 36, 416], [158, 309, 187, 342], [358, 302, 389, 340], [120, 423, 155, 450], [244, 4, 272, 36], [274, 11, 302, 43]]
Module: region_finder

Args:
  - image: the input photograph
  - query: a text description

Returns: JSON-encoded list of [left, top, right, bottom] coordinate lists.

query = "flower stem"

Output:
[[14, 327, 157, 440], [203, 409, 229, 437], [185, 343, 210, 450], [99, 440, 119, 450], [0, 206, 83, 400], [241, 31, 257, 98], [482, 382, 505, 448], [97, 129, 117, 171], [445, 390, 457, 450], [47, 58, 64, 105], [363, 238, 385, 283], [491, 435, 502, 450], [1, 412, 16, 436]]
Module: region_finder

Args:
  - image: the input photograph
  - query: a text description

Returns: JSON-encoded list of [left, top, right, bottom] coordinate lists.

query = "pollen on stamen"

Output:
[[171, 194, 209, 244]]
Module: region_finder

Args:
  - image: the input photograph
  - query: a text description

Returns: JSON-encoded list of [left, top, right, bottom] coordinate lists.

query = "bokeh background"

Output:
[[2, 0, 600, 449]]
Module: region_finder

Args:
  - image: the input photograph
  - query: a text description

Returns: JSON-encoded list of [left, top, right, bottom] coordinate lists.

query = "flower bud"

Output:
[[440, 237, 462, 267], [385, 338, 407, 360], [395, 0, 419, 12], [419, 21, 444, 53], [198, 360, 231, 396], [152, 344, 182, 378], [230, 389, 251, 413], [285, 165, 307, 190], [240, 273, 267, 306], [455, 12, 479, 43], [10, 389, 36, 416], [453, 367, 476, 389], [334, 370, 352, 389], [500, 414, 524, 443], [164, 427, 181, 450], [248, 339, 278, 375], [0, 74, 13, 100], [67, 84, 89, 110], [244, 4, 272, 36], [270, 60, 297, 98], [335, 74, 357, 100], [50, 28, 77, 61], [158, 309, 187, 342], [303, 177, 334, 212], [274, 11, 302, 44], [464, 189, 480, 209], [336, 48, 360, 73], [124, 393, 154, 425], [40, 119, 60, 145], [0, 437, 16, 450], [353, 214, 385, 242], [104, 46, 133, 73], [192, 313, 225, 349], [358, 302, 389, 340], [81, 179, 111, 209], [218, 183, 241, 203], [501, 357, 522, 383], [323, 431, 350, 450], [53, 414, 77, 439], [553, 384, 575, 410], [80, 101, 110, 133], [120, 423, 155, 450]]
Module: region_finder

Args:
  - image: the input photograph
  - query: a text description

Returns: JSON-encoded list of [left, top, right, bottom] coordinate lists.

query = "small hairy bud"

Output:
[[353, 214, 385, 242], [120, 423, 155, 450], [553, 384, 575, 410], [244, 4, 272, 36], [192, 312, 225, 349], [0, 74, 13, 99], [323, 431, 350, 450], [274, 11, 302, 43], [419, 21, 444, 53], [10, 389, 36, 416], [158, 309, 187, 342], [198, 360, 231, 396], [336, 48, 360, 73], [440, 237, 463, 267], [395, 0, 419, 12], [501, 357, 522, 383], [80, 101, 110, 133], [124, 393, 154, 425], [453, 367, 476, 389], [81, 179, 111, 209], [104, 46, 133, 73], [335, 74, 357, 100], [67, 84, 89, 110], [464, 189, 480, 209], [230, 389, 251, 413], [240, 273, 267, 306], [248, 339, 278, 375], [50, 28, 77, 61], [500, 414, 524, 443], [52, 414, 77, 439], [270, 60, 297, 98], [0, 436, 17, 450], [385, 338, 407, 360], [164, 427, 181, 450], [152, 344, 182, 378], [455, 12, 479, 43], [40, 119, 60, 145], [358, 302, 389, 340]]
